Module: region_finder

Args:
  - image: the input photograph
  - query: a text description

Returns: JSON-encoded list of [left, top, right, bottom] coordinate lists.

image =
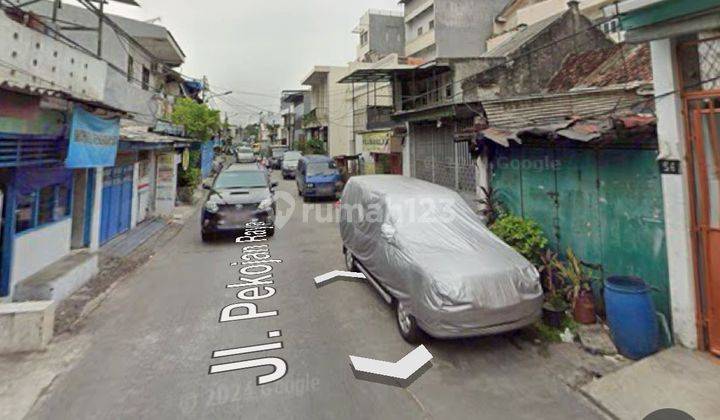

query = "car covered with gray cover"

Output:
[[339, 175, 543, 342]]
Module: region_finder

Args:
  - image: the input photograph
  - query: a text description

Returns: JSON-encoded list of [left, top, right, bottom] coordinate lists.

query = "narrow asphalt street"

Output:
[[28, 172, 605, 420]]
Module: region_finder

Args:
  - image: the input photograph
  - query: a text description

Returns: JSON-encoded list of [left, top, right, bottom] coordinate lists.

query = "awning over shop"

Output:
[[338, 66, 412, 84], [477, 115, 656, 147], [119, 120, 192, 151], [337, 56, 421, 84]]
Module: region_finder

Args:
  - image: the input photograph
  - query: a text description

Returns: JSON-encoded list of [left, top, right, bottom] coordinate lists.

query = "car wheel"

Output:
[[395, 301, 424, 344], [344, 248, 356, 271], [201, 231, 212, 242]]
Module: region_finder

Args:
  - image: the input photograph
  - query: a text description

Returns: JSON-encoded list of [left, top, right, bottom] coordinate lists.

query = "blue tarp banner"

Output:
[[65, 106, 120, 168], [201, 140, 214, 178]]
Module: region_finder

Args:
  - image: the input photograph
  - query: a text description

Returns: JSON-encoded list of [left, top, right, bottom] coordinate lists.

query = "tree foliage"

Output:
[[171, 98, 221, 140], [297, 138, 325, 155]]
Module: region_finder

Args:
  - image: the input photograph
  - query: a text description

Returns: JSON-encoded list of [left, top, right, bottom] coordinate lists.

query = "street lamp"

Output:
[[205, 91, 233, 101]]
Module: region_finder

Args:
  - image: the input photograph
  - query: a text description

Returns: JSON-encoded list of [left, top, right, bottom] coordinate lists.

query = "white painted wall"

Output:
[[90, 167, 104, 252], [130, 161, 140, 229], [328, 67, 354, 157], [0, 13, 107, 101], [403, 122, 412, 176], [651, 38, 698, 349], [11, 219, 72, 292], [154, 152, 178, 217]]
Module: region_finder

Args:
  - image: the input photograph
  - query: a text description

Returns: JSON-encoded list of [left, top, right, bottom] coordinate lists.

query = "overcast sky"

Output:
[[71, 0, 403, 126]]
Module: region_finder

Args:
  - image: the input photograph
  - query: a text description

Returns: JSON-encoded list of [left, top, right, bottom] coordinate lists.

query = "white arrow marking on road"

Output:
[[349, 345, 433, 381], [313, 270, 366, 286]]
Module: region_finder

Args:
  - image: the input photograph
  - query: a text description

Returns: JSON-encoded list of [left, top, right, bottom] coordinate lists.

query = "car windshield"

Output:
[[307, 161, 338, 176], [284, 152, 302, 160], [214, 171, 267, 188], [272, 149, 287, 157], [237, 147, 253, 153]]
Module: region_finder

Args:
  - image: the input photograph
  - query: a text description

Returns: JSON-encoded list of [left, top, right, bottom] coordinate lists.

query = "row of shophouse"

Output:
[[279, 0, 720, 357], [0, 1, 214, 307]]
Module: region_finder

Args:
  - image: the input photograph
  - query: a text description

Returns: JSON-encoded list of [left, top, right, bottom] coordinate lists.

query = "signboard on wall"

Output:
[[362, 131, 403, 154], [156, 153, 175, 203], [66, 106, 120, 168], [362, 131, 391, 154]]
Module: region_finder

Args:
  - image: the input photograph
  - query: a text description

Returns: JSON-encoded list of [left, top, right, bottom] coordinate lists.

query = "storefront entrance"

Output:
[[100, 165, 133, 244], [680, 37, 720, 355], [688, 103, 720, 356]]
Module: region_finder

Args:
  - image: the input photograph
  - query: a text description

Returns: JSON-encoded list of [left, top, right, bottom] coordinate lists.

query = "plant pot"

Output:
[[542, 304, 565, 329], [573, 289, 596, 324], [178, 186, 196, 204]]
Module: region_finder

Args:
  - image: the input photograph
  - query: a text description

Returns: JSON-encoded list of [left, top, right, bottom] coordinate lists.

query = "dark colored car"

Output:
[[201, 167, 278, 241]]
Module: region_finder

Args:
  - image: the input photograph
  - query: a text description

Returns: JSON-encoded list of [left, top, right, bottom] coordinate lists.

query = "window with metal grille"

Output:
[[142, 66, 150, 90], [127, 55, 134, 82], [15, 183, 72, 234]]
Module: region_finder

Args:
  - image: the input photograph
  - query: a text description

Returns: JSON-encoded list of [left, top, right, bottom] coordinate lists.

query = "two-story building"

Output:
[[0, 1, 194, 316], [0, 3, 119, 306], [280, 90, 310, 149], [343, 10, 406, 174], [301, 66, 353, 157]]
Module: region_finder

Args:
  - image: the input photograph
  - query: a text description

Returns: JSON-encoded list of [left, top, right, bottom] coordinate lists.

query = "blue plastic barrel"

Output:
[[604, 276, 660, 360]]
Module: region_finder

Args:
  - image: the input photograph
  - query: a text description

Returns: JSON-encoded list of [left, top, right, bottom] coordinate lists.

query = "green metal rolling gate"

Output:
[[491, 145, 671, 332]]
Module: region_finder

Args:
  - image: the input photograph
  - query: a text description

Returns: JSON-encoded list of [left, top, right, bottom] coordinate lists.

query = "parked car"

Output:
[[270, 146, 289, 169], [296, 155, 343, 201], [236, 146, 256, 164], [281, 151, 302, 179], [201, 166, 278, 241], [339, 175, 543, 343]]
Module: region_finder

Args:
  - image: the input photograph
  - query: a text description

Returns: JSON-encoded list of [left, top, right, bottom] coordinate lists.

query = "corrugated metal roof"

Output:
[[120, 120, 189, 144], [482, 88, 643, 127], [0, 81, 125, 113]]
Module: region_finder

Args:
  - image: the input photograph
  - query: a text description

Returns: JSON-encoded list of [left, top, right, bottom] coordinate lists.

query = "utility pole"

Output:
[[51, 0, 60, 23], [202, 75, 208, 103], [97, 0, 104, 57]]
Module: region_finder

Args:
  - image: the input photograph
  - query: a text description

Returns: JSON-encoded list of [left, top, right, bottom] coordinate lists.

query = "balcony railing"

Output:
[[353, 106, 397, 132], [302, 108, 328, 128]]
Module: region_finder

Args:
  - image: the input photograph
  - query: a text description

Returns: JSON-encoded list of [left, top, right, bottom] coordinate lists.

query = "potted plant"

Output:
[[554, 249, 596, 325], [538, 250, 568, 328], [478, 186, 505, 226], [177, 166, 201, 204]]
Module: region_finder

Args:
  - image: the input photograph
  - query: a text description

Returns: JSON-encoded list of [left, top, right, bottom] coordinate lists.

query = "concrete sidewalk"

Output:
[[582, 347, 720, 419], [0, 203, 200, 420]]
